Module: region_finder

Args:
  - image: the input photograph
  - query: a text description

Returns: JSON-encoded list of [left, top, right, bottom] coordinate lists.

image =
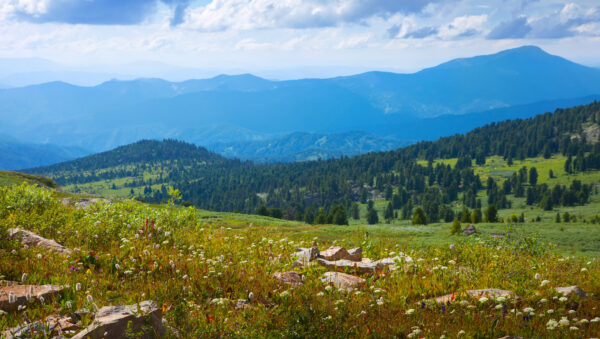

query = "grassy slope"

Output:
[[1, 183, 600, 338]]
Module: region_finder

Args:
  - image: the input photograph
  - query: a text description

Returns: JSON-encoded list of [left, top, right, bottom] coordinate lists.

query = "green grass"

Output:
[[0, 171, 58, 188], [2, 183, 600, 338]]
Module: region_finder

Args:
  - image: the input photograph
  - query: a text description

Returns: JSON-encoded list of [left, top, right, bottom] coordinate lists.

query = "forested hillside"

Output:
[[30, 102, 600, 224]]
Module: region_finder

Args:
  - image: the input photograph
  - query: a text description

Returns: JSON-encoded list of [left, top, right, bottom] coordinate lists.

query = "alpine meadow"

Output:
[[2, 1, 600, 338]]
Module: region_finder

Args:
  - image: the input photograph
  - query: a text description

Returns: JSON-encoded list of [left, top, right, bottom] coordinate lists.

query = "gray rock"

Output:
[[294, 246, 319, 263], [272, 272, 303, 286], [2, 321, 47, 339], [321, 272, 365, 290], [462, 225, 477, 235], [72, 300, 165, 339], [318, 246, 351, 261], [347, 247, 362, 261], [555, 286, 588, 298], [0, 284, 64, 312], [8, 228, 72, 255]]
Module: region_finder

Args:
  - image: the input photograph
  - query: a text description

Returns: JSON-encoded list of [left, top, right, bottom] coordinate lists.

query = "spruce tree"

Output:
[[412, 207, 427, 225], [366, 208, 379, 224], [450, 218, 461, 235]]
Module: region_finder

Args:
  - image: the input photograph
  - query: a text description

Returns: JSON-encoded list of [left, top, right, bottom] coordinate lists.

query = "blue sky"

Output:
[[0, 0, 599, 78]]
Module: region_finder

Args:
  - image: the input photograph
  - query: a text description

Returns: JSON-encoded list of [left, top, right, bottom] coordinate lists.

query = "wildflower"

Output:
[[37, 253, 42, 259], [38, 295, 45, 303], [75, 283, 81, 291], [248, 292, 255, 300], [534, 273, 540, 279], [377, 297, 384, 306], [478, 297, 489, 304], [568, 309, 576, 315], [569, 326, 579, 331], [495, 296, 506, 303], [405, 309, 415, 315], [92, 303, 99, 312], [559, 297, 568, 302], [86, 295, 93, 303], [0, 310, 6, 316], [547, 319, 558, 330], [559, 317, 570, 327], [547, 309, 554, 314], [581, 267, 588, 273], [523, 307, 534, 313], [115, 263, 120, 270], [325, 286, 333, 292], [316, 292, 325, 297], [539, 298, 547, 303], [540, 279, 550, 287], [21, 273, 27, 282], [495, 304, 503, 310], [280, 290, 291, 298], [579, 319, 589, 325], [457, 330, 465, 337], [67, 301, 72, 309], [591, 317, 600, 323], [449, 244, 455, 251]]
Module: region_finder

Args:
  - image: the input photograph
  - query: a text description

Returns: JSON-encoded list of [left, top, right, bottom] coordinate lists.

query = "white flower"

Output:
[[540, 280, 550, 287], [559, 297, 568, 302], [457, 330, 465, 337], [591, 317, 600, 323], [248, 292, 255, 300], [581, 267, 588, 273], [523, 307, 534, 313], [534, 273, 540, 280], [115, 264, 120, 270], [405, 309, 415, 315], [75, 283, 81, 291], [279, 290, 291, 298], [86, 295, 93, 303], [37, 253, 42, 259], [540, 298, 547, 303], [449, 244, 455, 251], [495, 304, 503, 310], [496, 296, 506, 303], [325, 286, 333, 292], [67, 301, 72, 309], [569, 326, 578, 331], [92, 303, 99, 312], [559, 317, 570, 327], [21, 273, 27, 282], [547, 319, 558, 330], [317, 292, 325, 297], [8, 292, 16, 304], [547, 309, 554, 314], [479, 297, 489, 303]]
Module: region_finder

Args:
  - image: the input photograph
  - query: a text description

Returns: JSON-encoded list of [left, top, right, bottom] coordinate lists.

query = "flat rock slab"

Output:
[[273, 272, 303, 286], [555, 286, 588, 298], [317, 258, 381, 274], [321, 272, 365, 290], [0, 284, 64, 312], [72, 300, 165, 339], [434, 288, 515, 304], [3, 321, 47, 339], [8, 228, 72, 255]]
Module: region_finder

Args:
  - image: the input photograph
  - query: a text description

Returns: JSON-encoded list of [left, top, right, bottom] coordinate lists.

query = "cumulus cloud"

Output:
[[387, 24, 437, 39], [438, 15, 487, 39], [528, 3, 600, 38], [183, 0, 440, 31], [1, 0, 191, 25], [487, 16, 531, 39]]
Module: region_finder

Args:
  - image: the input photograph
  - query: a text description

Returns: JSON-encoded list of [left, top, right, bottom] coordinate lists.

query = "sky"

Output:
[[0, 0, 599, 79]]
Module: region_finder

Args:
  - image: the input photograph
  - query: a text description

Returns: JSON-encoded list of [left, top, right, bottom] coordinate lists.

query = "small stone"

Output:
[[555, 286, 588, 298], [317, 258, 381, 274], [8, 228, 72, 255], [462, 225, 476, 235], [273, 272, 303, 286]]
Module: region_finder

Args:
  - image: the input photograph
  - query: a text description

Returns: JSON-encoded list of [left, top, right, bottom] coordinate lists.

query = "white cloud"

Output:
[[438, 14, 487, 39]]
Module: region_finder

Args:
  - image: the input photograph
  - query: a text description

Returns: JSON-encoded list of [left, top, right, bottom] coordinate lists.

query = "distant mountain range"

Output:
[[0, 134, 88, 170], [1, 45, 600, 168]]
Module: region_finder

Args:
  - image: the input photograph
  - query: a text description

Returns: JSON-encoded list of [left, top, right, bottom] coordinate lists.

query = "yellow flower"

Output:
[[86, 269, 92, 275]]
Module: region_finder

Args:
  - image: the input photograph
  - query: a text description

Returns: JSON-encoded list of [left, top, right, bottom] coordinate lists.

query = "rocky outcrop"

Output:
[[72, 300, 165, 339], [462, 225, 476, 235], [294, 246, 319, 263], [8, 228, 72, 255], [0, 284, 64, 312], [321, 272, 365, 290], [61, 197, 110, 209], [555, 286, 588, 298], [319, 246, 351, 261], [317, 258, 381, 274], [273, 272, 303, 286]]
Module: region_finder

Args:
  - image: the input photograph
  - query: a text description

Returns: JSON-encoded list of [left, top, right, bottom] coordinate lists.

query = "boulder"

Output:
[[347, 247, 362, 261], [319, 246, 351, 261], [8, 228, 72, 255], [462, 225, 476, 235], [555, 286, 588, 298], [0, 284, 64, 312], [272, 272, 303, 286], [72, 300, 165, 339], [321, 272, 365, 290], [46, 314, 82, 333], [317, 258, 381, 274]]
